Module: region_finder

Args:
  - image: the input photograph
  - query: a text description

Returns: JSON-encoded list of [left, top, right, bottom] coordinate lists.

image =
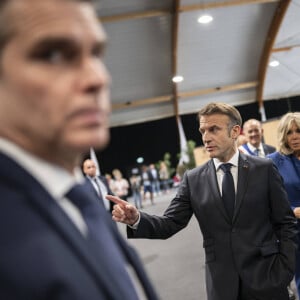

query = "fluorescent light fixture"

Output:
[[172, 75, 184, 83], [269, 60, 280, 67], [198, 15, 213, 24]]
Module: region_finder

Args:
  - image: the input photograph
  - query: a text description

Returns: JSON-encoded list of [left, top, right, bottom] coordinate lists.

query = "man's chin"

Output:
[[207, 151, 216, 158], [67, 133, 110, 153]]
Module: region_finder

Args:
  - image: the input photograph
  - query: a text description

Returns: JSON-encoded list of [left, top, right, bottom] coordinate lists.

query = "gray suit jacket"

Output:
[[128, 153, 297, 300]]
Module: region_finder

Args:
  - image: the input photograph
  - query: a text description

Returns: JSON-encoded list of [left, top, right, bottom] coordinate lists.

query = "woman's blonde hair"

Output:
[[277, 112, 300, 155]]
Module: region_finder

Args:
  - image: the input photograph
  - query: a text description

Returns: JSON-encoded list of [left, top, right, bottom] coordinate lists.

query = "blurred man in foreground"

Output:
[[0, 1, 158, 299]]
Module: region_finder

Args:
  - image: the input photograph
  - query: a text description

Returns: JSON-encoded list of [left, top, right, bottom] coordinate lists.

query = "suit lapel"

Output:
[[233, 154, 250, 223]]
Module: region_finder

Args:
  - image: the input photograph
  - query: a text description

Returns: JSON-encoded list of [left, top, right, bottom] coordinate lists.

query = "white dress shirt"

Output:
[[213, 151, 239, 196]]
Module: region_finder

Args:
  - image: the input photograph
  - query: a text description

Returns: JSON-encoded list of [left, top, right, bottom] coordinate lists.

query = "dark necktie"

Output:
[[254, 148, 260, 156], [93, 177, 103, 196], [220, 163, 235, 219], [65, 183, 143, 299], [92, 177, 105, 208]]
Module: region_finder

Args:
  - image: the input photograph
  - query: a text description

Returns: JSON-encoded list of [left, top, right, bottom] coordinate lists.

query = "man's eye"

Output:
[[92, 47, 104, 59], [32, 48, 76, 64], [42, 50, 64, 63]]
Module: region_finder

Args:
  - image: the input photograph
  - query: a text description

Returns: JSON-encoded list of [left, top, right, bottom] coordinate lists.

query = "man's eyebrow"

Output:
[[30, 37, 106, 52], [31, 37, 79, 49]]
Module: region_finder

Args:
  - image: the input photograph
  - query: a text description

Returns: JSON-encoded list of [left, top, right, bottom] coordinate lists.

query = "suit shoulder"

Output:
[[240, 152, 273, 167], [186, 160, 211, 177]]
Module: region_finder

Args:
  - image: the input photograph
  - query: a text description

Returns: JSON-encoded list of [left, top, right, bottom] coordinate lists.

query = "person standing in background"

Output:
[[159, 161, 170, 194], [130, 174, 143, 209], [149, 164, 160, 196], [239, 119, 276, 157], [82, 158, 113, 212], [268, 112, 300, 300], [111, 168, 130, 201], [141, 165, 154, 205]]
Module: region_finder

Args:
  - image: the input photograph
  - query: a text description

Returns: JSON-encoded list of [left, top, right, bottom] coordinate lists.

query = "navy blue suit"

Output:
[[0, 153, 158, 300]]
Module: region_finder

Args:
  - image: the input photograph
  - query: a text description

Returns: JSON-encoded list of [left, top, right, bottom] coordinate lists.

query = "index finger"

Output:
[[106, 195, 128, 207]]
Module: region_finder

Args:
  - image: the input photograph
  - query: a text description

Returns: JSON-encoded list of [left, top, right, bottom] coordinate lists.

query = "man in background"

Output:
[[83, 158, 113, 212], [0, 0, 158, 299], [239, 118, 276, 157]]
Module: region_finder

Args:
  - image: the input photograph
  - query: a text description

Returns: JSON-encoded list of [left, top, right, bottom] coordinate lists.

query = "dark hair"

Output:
[[0, 0, 94, 57], [198, 102, 242, 128]]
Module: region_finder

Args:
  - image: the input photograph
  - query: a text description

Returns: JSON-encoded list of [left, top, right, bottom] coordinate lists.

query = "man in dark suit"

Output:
[[108, 102, 297, 300], [239, 118, 276, 157], [82, 158, 114, 212], [0, 0, 158, 299]]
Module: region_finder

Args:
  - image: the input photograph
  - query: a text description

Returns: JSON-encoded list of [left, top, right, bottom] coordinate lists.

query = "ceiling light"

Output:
[[172, 75, 184, 83], [197, 15, 213, 24], [269, 60, 280, 67]]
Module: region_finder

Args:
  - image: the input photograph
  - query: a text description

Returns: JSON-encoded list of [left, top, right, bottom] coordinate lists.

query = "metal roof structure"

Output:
[[95, 0, 300, 127]]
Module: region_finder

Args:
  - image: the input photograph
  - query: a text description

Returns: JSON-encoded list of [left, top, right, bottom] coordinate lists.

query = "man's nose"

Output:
[[202, 131, 210, 142], [79, 58, 111, 94]]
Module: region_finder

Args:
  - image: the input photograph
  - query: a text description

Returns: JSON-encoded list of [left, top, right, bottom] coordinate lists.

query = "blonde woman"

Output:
[[268, 112, 300, 299], [111, 169, 129, 201]]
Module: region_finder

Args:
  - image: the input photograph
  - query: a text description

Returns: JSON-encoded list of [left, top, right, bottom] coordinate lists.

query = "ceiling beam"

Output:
[[100, 0, 279, 23], [112, 81, 258, 111], [272, 44, 300, 52], [256, 0, 291, 109], [112, 95, 173, 111], [100, 10, 170, 23], [180, 0, 279, 12], [172, 0, 180, 120], [171, 0, 183, 151], [178, 81, 258, 98]]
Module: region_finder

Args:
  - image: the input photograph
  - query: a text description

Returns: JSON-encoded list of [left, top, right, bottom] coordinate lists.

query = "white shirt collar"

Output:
[[0, 138, 84, 201], [213, 150, 239, 171]]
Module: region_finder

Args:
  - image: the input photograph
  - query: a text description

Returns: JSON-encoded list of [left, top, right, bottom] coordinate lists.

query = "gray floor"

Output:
[[118, 190, 299, 300]]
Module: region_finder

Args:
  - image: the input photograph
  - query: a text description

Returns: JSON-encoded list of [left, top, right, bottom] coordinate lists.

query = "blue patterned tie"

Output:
[[220, 163, 235, 220], [254, 148, 260, 156]]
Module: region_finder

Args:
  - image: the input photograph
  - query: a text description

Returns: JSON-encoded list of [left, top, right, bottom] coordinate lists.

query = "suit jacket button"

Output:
[[231, 228, 236, 233]]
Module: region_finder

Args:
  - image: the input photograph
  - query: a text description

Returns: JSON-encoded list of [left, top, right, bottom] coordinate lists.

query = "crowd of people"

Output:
[[103, 163, 172, 209]]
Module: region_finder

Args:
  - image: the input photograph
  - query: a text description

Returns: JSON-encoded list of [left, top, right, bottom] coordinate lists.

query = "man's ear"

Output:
[[232, 125, 241, 139]]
